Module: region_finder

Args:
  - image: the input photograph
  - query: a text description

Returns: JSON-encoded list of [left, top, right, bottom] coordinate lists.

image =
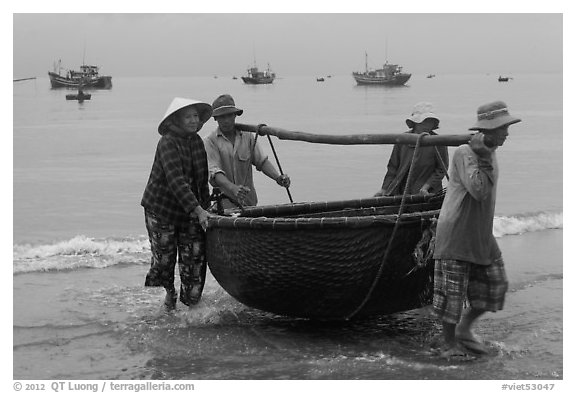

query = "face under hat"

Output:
[[158, 97, 213, 135]]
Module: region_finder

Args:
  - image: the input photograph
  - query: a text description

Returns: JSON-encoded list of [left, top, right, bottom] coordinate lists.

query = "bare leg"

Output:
[[455, 308, 489, 354], [442, 321, 458, 346], [438, 321, 475, 360], [456, 308, 485, 340]]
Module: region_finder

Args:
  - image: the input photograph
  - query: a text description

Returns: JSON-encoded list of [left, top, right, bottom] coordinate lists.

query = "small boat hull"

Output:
[[353, 72, 412, 86], [66, 94, 91, 101], [241, 76, 275, 85], [49, 72, 112, 89], [206, 194, 442, 320]]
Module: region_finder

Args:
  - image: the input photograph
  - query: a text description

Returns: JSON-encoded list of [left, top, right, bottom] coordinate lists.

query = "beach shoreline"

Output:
[[13, 229, 562, 380]]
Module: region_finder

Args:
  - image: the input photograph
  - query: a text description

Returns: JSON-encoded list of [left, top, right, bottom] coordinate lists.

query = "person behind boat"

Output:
[[432, 101, 521, 360], [203, 94, 291, 209], [141, 97, 214, 311], [374, 102, 449, 197]]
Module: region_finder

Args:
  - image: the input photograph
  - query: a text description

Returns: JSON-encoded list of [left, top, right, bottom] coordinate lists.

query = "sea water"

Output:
[[12, 73, 562, 380]]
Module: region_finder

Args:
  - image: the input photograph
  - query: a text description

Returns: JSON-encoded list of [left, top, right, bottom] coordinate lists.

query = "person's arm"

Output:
[[204, 136, 250, 204], [252, 138, 291, 187], [458, 133, 496, 201], [212, 172, 250, 204], [259, 159, 291, 187], [191, 205, 211, 231]]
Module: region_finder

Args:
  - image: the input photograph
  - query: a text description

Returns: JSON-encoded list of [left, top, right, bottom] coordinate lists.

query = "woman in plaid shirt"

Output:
[[141, 97, 214, 311]]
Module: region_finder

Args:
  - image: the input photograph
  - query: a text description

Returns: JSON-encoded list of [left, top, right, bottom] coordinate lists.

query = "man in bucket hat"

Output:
[[432, 101, 521, 360], [141, 97, 214, 311], [375, 102, 449, 197], [203, 94, 291, 209]]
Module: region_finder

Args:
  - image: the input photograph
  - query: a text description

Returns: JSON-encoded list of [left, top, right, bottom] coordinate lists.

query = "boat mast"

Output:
[[385, 37, 388, 65], [365, 51, 368, 73], [83, 37, 86, 67]]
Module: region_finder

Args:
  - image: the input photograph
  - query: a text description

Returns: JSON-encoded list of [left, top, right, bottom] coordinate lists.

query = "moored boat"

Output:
[[65, 92, 91, 101], [206, 124, 474, 320], [241, 63, 276, 84], [352, 52, 411, 86], [48, 60, 112, 89]]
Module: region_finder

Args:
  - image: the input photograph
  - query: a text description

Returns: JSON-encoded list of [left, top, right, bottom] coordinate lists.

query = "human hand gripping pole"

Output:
[[257, 123, 294, 203], [469, 133, 496, 159]]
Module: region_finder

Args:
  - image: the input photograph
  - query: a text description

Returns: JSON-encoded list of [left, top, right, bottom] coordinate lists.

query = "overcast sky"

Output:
[[12, 12, 562, 79]]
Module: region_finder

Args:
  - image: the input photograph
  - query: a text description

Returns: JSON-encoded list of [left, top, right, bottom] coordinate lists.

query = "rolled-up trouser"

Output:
[[144, 210, 207, 303], [433, 257, 508, 325]]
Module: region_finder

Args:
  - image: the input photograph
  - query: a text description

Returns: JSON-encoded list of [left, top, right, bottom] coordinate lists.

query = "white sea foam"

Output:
[[493, 211, 562, 238], [13, 211, 562, 274], [13, 235, 150, 274]]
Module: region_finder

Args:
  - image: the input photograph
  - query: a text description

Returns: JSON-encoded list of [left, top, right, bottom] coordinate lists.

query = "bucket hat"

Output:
[[406, 102, 440, 129], [158, 97, 213, 135], [212, 94, 244, 118], [469, 100, 521, 130]]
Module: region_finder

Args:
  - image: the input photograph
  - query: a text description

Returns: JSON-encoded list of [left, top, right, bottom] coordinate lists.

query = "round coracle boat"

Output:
[[206, 193, 443, 320]]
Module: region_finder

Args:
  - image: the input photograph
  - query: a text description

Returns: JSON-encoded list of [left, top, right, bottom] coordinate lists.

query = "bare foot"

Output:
[[455, 333, 489, 354], [439, 343, 476, 361]]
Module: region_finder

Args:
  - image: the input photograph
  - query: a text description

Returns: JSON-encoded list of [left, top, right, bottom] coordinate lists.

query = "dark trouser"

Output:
[[144, 210, 207, 304]]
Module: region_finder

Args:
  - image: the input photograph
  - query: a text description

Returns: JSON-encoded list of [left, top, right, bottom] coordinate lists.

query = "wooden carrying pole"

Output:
[[236, 123, 473, 146]]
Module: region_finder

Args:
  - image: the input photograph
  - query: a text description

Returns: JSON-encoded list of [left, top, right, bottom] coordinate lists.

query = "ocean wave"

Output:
[[13, 235, 151, 274], [493, 211, 562, 238], [13, 211, 562, 274]]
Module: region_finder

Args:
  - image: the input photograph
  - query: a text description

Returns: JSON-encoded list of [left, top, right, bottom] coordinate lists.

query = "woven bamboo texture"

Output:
[[206, 195, 442, 320]]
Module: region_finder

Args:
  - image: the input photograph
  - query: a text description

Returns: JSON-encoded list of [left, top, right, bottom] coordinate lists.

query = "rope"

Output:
[[345, 132, 428, 320], [434, 146, 450, 181]]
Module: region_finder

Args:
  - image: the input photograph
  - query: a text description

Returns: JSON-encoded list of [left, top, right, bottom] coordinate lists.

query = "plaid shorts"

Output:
[[432, 258, 508, 324]]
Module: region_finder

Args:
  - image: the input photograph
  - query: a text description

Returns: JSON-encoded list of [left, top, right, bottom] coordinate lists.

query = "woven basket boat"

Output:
[[206, 193, 443, 320]]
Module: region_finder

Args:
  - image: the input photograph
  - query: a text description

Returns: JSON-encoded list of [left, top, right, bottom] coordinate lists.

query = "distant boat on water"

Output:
[[426, 74, 436, 79], [66, 92, 91, 102], [48, 59, 112, 89], [352, 52, 411, 86], [241, 63, 276, 85], [66, 82, 91, 102], [498, 76, 511, 82], [316, 77, 325, 82]]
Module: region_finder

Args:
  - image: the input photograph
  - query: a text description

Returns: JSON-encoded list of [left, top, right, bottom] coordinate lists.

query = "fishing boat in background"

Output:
[[48, 60, 112, 89], [241, 63, 276, 84], [206, 124, 473, 320], [498, 76, 510, 82], [352, 52, 411, 86]]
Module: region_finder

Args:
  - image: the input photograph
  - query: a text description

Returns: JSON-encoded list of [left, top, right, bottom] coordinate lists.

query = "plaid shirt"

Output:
[[141, 129, 210, 224]]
